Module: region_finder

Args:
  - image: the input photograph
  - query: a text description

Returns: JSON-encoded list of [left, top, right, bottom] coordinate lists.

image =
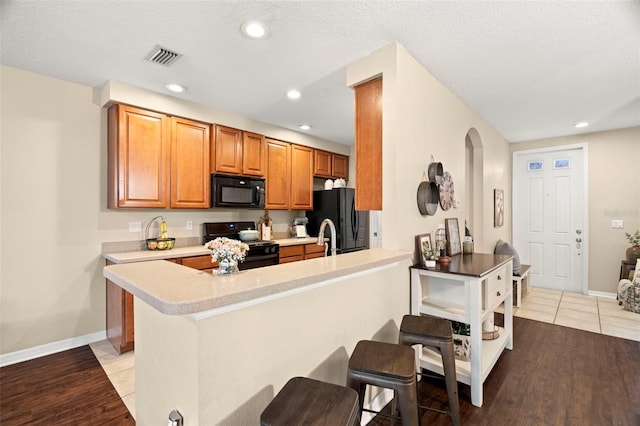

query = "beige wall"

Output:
[[511, 127, 640, 293], [347, 43, 512, 257], [0, 65, 349, 356], [135, 259, 411, 425]]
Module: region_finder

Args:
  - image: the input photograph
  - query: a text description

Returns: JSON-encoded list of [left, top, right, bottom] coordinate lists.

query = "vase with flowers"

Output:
[[625, 230, 640, 262], [204, 237, 249, 275]]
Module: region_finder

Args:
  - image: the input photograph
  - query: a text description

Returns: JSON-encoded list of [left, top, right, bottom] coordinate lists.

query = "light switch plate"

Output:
[[129, 222, 141, 232], [186, 221, 193, 230], [612, 219, 624, 229]]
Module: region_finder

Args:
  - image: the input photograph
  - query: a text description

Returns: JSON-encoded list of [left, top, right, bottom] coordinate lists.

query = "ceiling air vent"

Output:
[[146, 45, 182, 66]]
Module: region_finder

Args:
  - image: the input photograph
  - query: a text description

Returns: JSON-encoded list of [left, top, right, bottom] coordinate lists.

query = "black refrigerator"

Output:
[[306, 188, 369, 254]]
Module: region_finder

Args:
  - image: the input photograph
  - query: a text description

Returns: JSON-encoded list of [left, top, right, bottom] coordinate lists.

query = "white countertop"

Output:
[[102, 237, 320, 264], [103, 248, 411, 315]]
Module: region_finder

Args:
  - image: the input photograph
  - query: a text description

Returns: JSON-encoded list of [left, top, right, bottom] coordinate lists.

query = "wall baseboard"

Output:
[[0, 330, 107, 368], [588, 290, 617, 299]]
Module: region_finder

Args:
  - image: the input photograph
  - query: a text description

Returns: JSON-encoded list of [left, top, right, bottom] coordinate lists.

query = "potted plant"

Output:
[[625, 230, 640, 262], [424, 248, 437, 268]]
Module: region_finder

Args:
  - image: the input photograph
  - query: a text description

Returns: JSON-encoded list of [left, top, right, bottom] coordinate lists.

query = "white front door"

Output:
[[513, 145, 588, 293]]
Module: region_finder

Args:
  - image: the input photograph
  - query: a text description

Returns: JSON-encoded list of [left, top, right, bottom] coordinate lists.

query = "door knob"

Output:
[[576, 229, 582, 235]]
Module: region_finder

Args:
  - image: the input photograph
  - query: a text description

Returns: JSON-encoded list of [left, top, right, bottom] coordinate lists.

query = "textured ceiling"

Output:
[[1, 1, 639, 145]]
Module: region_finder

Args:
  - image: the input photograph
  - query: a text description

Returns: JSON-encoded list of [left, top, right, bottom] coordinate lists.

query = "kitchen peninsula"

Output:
[[104, 248, 411, 425]]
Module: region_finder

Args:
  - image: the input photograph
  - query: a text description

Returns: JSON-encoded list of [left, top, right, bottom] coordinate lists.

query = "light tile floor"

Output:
[[498, 287, 640, 341], [92, 287, 640, 420]]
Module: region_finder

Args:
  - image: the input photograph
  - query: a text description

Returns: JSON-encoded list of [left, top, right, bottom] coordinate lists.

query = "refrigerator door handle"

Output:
[[351, 198, 358, 241]]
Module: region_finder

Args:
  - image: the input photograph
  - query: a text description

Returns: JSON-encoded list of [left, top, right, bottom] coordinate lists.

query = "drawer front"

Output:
[[484, 266, 508, 308], [279, 254, 304, 264], [279, 245, 304, 257], [181, 255, 215, 270], [304, 243, 326, 256]]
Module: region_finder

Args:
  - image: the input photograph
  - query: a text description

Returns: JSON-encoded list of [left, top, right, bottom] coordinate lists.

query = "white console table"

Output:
[[410, 253, 513, 407]]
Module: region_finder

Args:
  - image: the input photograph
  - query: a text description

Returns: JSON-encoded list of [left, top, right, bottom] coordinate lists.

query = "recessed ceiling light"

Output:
[[287, 89, 301, 99], [299, 124, 311, 130], [574, 121, 589, 128], [165, 83, 186, 93], [241, 21, 268, 39]]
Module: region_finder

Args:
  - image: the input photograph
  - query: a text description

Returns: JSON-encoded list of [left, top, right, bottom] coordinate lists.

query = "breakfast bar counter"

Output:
[[103, 248, 412, 425]]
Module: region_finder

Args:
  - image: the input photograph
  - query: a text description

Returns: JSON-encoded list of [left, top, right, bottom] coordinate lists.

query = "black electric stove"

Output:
[[202, 221, 279, 270]]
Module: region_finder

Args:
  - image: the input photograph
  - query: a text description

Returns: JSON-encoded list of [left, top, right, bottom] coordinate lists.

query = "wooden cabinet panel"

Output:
[[355, 77, 382, 210], [213, 125, 243, 175], [290, 144, 314, 210], [180, 255, 216, 270], [170, 117, 210, 208], [279, 244, 305, 263], [313, 150, 333, 178], [108, 104, 170, 208], [265, 139, 291, 210], [332, 154, 349, 179], [106, 259, 134, 354], [242, 131, 266, 176], [304, 243, 326, 259]]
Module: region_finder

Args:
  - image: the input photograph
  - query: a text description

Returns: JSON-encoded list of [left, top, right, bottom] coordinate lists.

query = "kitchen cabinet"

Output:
[[265, 139, 291, 209], [181, 254, 216, 273], [290, 144, 314, 210], [354, 77, 382, 210], [108, 104, 210, 209], [313, 150, 349, 180], [106, 260, 135, 354], [170, 117, 211, 208], [212, 124, 265, 177], [409, 254, 513, 407], [265, 139, 313, 210], [108, 104, 171, 208], [279, 245, 305, 263], [279, 242, 326, 263]]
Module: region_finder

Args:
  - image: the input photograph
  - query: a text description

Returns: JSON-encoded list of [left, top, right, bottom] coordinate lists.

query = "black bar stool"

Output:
[[399, 314, 461, 426], [260, 376, 360, 426], [347, 340, 419, 426]]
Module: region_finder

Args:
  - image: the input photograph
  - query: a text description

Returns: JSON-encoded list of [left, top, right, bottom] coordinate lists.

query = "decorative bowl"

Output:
[[238, 230, 259, 241], [146, 238, 175, 250]]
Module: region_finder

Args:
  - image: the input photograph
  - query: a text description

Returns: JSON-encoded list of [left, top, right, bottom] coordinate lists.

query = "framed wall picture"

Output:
[[445, 218, 461, 256], [494, 189, 504, 227], [415, 233, 433, 267]]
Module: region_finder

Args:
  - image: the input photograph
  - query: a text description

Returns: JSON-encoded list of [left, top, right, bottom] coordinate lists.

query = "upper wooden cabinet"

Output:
[[265, 138, 291, 210], [108, 104, 171, 208], [170, 117, 211, 208], [108, 104, 210, 209], [313, 150, 349, 180], [212, 125, 265, 177], [242, 131, 266, 176], [290, 144, 314, 210], [355, 77, 382, 211]]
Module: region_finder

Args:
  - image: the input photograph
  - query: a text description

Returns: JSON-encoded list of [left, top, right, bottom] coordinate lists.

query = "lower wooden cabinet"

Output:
[[180, 255, 216, 273], [279, 243, 326, 264]]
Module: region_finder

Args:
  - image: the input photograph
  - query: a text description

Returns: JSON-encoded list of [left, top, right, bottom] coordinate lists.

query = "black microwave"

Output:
[[211, 174, 265, 209]]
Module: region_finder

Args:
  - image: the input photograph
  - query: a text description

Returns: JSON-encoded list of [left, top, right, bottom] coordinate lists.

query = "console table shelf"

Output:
[[410, 253, 514, 407]]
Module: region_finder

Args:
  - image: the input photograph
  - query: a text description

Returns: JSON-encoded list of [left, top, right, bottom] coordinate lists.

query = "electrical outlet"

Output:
[[129, 222, 141, 232], [612, 219, 624, 229], [186, 220, 193, 230]]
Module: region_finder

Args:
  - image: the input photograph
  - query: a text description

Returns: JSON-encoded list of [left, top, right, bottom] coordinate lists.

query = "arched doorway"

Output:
[[465, 128, 484, 249]]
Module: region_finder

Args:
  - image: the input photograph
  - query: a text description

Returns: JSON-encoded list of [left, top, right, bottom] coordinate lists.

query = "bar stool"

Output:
[[399, 314, 461, 426], [260, 376, 360, 426], [347, 340, 419, 426]]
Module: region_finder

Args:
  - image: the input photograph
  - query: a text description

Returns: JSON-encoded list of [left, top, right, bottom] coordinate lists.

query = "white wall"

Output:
[[0, 65, 349, 356], [346, 43, 512, 259]]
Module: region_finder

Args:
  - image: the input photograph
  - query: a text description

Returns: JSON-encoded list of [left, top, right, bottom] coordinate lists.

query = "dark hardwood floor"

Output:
[[369, 315, 640, 425], [0, 345, 134, 425], [0, 316, 638, 425]]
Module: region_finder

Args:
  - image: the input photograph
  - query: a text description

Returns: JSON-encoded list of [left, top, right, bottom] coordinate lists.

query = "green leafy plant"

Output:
[[626, 230, 640, 247]]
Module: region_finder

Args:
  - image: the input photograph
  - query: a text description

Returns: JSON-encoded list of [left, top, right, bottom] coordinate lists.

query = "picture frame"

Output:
[[415, 233, 433, 267], [494, 189, 504, 227], [445, 218, 461, 256]]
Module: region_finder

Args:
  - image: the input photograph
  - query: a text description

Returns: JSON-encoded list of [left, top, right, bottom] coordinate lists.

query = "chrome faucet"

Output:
[[317, 218, 337, 256]]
